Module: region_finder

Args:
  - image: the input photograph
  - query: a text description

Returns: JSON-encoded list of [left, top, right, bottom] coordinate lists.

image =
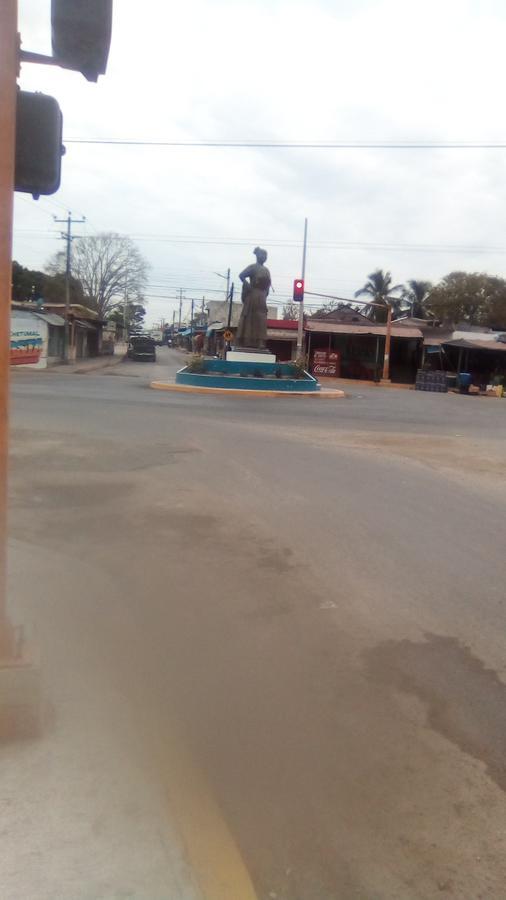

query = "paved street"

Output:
[[5, 347, 506, 899]]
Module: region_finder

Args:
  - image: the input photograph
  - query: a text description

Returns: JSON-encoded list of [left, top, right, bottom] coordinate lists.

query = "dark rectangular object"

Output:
[[15, 91, 63, 198], [52, 0, 113, 82]]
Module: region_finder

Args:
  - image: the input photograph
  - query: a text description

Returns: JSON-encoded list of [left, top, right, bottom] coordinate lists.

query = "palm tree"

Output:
[[401, 279, 433, 318], [355, 269, 404, 322]]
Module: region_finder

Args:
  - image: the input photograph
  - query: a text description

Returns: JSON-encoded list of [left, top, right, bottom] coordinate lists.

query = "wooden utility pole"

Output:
[[382, 303, 393, 382], [53, 212, 85, 360], [0, 0, 18, 658]]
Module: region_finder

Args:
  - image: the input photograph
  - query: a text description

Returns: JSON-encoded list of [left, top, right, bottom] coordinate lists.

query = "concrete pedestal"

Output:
[[226, 349, 276, 364]]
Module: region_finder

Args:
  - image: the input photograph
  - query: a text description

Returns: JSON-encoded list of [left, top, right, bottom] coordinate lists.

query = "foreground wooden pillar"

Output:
[[0, 0, 18, 659]]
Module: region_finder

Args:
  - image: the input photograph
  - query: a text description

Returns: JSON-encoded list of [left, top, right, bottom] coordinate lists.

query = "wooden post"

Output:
[[382, 303, 392, 381], [0, 0, 18, 658]]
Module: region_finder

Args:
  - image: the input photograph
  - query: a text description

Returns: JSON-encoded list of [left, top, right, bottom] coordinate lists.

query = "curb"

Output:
[[150, 381, 346, 399]]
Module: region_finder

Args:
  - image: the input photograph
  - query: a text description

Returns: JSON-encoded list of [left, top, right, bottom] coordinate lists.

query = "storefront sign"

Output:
[[10, 319, 45, 367], [312, 349, 340, 377]]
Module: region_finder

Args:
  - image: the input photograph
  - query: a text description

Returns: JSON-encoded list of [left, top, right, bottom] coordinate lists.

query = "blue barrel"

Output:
[[458, 372, 472, 393]]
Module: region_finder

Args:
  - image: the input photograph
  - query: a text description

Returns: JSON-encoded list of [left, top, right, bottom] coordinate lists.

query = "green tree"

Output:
[[401, 279, 433, 318], [11, 261, 85, 305], [47, 232, 149, 318], [355, 269, 404, 322], [109, 302, 146, 333], [42, 272, 86, 306], [11, 261, 46, 301], [429, 272, 506, 328]]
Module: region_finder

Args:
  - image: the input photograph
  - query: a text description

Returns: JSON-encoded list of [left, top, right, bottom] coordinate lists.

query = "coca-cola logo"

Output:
[[313, 364, 337, 376]]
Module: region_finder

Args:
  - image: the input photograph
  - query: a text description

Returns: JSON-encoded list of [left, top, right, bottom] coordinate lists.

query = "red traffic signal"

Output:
[[293, 278, 304, 302]]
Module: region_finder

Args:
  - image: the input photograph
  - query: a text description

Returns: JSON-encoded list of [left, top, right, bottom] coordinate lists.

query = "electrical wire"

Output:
[[64, 139, 506, 150]]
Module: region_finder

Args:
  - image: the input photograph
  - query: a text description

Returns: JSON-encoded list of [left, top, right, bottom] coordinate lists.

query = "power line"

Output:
[[14, 224, 506, 255], [64, 139, 506, 150]]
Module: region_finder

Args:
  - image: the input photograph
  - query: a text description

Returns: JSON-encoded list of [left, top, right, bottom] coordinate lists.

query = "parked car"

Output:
[[127, 335, 156, 362]]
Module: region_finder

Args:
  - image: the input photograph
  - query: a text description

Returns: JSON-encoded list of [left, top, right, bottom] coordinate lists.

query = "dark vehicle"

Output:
[[127, 335, 156, 362]]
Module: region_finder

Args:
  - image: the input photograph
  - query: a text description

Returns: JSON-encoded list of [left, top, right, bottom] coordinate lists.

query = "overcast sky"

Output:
[[14, 0, 506, 325]]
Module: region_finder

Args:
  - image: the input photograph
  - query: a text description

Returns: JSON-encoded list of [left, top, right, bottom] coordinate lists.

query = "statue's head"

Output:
[[254, 246, 268, 265]]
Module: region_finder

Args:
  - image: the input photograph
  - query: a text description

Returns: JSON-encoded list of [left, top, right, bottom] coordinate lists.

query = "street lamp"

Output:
[[214, 268, 230, 301]]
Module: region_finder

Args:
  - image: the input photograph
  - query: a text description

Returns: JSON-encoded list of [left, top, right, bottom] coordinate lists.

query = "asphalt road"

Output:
[[7, 348, 506, 899]]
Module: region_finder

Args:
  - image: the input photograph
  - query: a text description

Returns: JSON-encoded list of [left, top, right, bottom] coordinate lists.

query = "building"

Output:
[[305, 307, 423, 382], [41, 303, 104, 360], [396, 319, 506, 385], [10, 305, 65, 368], [266, 318, 298, 360], [10, 302, 106, 366]]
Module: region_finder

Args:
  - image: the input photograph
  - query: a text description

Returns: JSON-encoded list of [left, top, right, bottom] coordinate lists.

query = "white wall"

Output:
[[10, 311, 47, 369]]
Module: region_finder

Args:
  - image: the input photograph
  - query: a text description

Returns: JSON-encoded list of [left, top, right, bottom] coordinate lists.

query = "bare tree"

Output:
[[282, 302, 299, 320], [47, 232, 149, 319]]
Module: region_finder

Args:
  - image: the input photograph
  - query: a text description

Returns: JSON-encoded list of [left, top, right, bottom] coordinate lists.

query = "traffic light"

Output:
[[293, 278, 304, 302], [51, 0, 113, 82], [15, 91, 64, 199]]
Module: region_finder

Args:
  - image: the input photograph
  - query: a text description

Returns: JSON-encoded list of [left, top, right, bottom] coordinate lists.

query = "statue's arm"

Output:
[[239, 264, 255, 283]]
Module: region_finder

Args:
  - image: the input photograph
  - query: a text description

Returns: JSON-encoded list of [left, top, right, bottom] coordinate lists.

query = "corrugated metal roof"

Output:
[[305, 321, 423, 338], [444, 339, 506, 353], [34, 312, 65, 327], [75, 319, 96, 331]]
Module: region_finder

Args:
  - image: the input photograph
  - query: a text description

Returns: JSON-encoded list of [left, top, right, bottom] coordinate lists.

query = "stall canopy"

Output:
[[444, 338, 506, 353]]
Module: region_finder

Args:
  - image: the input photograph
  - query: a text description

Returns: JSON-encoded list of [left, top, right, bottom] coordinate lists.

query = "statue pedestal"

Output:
[[227, 349, 276, 364]]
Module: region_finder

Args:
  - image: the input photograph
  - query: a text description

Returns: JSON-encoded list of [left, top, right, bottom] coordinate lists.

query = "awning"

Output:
[[206, 322, 226, 335], [34, 312, 65, 327], [305, 321, 423, 338], [75, 319, 97, 331], [444, 338, 506, 353], [267, 329, 298, 340]]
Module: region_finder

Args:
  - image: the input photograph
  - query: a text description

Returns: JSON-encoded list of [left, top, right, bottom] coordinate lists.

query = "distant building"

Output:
[[10, 301, 106, 365], [10, 304, 65, 368]]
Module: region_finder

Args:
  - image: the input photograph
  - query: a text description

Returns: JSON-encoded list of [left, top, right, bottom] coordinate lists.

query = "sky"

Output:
[[13, 0, 506, 325]]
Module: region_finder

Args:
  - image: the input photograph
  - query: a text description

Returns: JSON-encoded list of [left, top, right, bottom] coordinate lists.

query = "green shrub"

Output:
[[290, 356, 307, 379], [187, 354, 207, 373]]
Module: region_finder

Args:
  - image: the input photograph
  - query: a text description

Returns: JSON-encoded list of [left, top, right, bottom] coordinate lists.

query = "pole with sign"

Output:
[[296, 218, 308, 356]]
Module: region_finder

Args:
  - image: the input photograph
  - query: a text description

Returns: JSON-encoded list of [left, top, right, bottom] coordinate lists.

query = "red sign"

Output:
[[311, 349, 340, 377]]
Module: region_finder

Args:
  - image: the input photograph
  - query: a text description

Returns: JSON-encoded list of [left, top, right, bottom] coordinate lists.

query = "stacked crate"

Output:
[[415, 370, 448, 392]]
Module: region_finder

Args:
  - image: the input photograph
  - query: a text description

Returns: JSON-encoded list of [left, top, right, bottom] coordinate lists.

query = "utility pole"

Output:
[[296, 218, 308, 356], [54, 211, 85, 362], [190, 298, 194, 346], [178, 288, 183, 330], [215, 268, 231, 304], [382, 302, 393, 382]]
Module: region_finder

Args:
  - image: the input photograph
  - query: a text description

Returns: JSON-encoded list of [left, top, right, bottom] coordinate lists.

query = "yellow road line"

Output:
[[151, 381, 346, 399], [161, 738, 258, 900]]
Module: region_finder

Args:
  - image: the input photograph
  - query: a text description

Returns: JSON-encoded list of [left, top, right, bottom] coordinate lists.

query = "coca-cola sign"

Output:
[[311, 348, 340, 378], [313, 362, 338, 377]]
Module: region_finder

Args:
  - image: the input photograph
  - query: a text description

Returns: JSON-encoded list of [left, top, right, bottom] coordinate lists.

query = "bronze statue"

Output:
[[235, 247, 271, 349]]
